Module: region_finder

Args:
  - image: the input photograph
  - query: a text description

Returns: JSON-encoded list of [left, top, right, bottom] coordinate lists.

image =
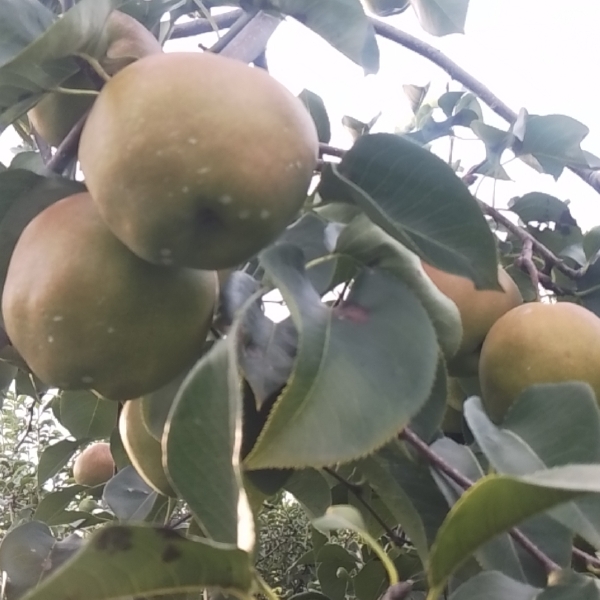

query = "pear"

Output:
[[2, 192, 217, 401], [78, 51, 319, 270]]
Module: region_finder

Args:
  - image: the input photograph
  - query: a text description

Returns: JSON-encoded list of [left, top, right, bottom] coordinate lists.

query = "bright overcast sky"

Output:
[[2, 0, 600, 226]]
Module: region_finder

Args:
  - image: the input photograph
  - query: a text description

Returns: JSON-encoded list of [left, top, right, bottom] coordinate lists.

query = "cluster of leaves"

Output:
[[2, 1, 600, 600]]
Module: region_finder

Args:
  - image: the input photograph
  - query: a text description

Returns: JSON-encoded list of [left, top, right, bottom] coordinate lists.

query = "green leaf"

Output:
[[537, 570, 600, 599], [322, 133, 499, 289], [335, 215, 462, 361], [21, 524, 254, 600], [508, 193, 577, 227], [514, 113, 591, 178], [141, 370, 188, 441], [364, 0, 410, 17], [34, 485, 85, 524], [59, 391, 118, 441], [277, 211, 343, 294], [353, 560, 388, 600], [0, 0, 116, 130], [465, 385, 600, 550], [245, 244, 439, 469], [103, 465, 158, 521], [260, 0, 379, 74], [37, 439, 81, 486], [358, 442, 437, 564], [410, 0, 469, 36], [0, 521, 82, 600], [315, 543, 358, 600], [409, 357, 448, 443], [448, 571, 539, 600], [285, 469, 332, 518], [164, 337, 253, 549], [0, 0, 55, 64], [314, 506, 397, 587], [583, 226, 600, 261], [427, 464, 600, 595], [430, 437, 572, 587], [299, 89, 331, 144]]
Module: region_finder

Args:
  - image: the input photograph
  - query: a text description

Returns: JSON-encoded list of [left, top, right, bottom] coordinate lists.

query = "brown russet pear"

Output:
[[73, 442, 115, 487], [421, 263, 523, 375], [28, 10, 162, 147], [119, 399, 175, 497], [78, 51, 319, 270], [479, 301, 600, 423], [2, 192, 217, 401]]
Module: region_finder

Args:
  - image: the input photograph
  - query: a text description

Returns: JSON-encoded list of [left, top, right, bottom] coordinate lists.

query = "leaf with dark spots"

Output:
[[22, 524, 253, 600], [94, 525, 133, 554], [162, 544, 181, 563]]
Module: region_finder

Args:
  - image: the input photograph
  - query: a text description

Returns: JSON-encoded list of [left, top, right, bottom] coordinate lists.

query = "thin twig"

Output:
[[515, 239, 540, 300], [370, 18, 600, 196], [208, 11, 256, 54], [572, 546, 600, 569], [319, 143, 347, 159], [170, 10, 243, 39], [400, 427, 562, 575], [47, 109, 89, 174], [481, 201, 583, 280], [14, 394, 39, 452], [323, 466, 406, 547], [33, 130, 52, 164]]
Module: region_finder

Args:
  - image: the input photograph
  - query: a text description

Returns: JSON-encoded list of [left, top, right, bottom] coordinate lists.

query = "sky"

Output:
[[2, 0, 600, 227]]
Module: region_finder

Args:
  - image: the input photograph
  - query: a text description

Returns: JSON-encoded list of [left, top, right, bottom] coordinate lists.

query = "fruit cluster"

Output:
[[425, 263, 600, 430], [3, 12, 318, 404], [3, 12, 318, 490]]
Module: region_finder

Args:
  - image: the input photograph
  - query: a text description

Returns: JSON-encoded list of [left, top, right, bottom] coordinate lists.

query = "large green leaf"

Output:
[[37, 439, 81, 486], [245, 244, 439, 469], [33, 485, 85, 524], [448, 571, 539, 600], [59, 391, 118, 441], [465, 384, 600, 550], [430, 438, 572, 587], [358, 439, 453, 562], [514, 113, 591, 178], [0, 0, 117, 130], [508, 192, 577, 227], [410, 0, 470, 36], [0, 521, 82, 600], [21, 524, 254, 600], [336, 214, 462, 361], [427, 465, 600, 596], [247, 0, 379, 74], [0, 0, 55, 65], [164, 336, 253, 550], [285, 469, 332, 518], [321, 133, 499, 289], [103, 465, 158, 521]]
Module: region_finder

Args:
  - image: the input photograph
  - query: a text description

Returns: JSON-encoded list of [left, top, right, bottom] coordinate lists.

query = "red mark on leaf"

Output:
[[333, 303, 369, 323]]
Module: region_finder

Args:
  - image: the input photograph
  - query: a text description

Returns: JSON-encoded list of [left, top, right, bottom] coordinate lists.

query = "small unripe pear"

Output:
[[73, 442, 114, 487]]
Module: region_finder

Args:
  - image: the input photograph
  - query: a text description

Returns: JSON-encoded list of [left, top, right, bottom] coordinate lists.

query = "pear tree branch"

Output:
[[322, 466, 407, 548], [370, 18, 600, 196], [399, 427, 562, 575]]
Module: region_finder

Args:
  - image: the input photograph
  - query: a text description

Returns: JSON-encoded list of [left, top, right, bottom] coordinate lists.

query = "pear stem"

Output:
[[75, 53, 111, 83], [53, 87, 99, 96]]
